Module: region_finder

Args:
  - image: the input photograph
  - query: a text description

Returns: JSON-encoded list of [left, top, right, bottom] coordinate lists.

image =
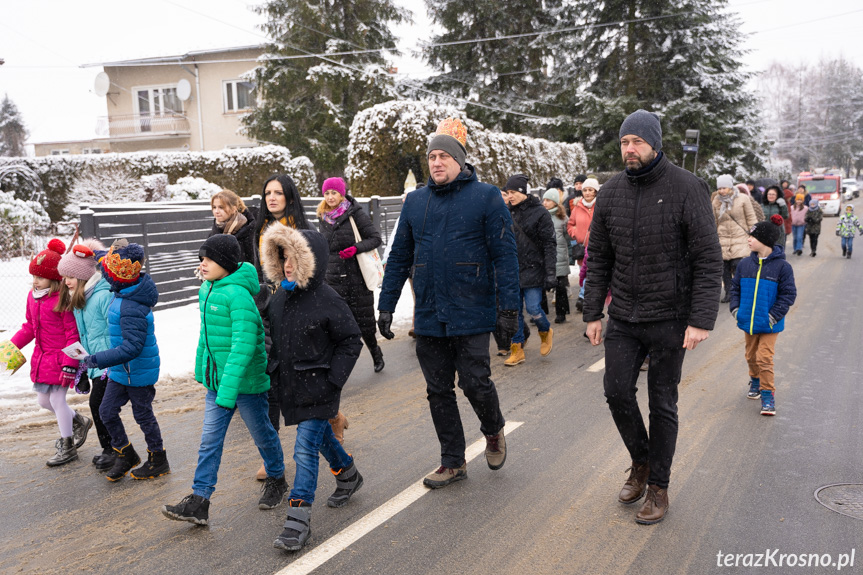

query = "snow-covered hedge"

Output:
[[164, 176, 223, 201], [0, 190, 51, 258], [346, 100, 587, 196], [0, 146, 317, 221]]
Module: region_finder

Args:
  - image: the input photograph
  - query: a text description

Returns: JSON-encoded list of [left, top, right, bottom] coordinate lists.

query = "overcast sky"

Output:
[[0, 0, 861, 148]]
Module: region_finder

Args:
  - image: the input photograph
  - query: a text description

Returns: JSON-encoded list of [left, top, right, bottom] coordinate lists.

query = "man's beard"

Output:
[[624, 149, 657, 171]]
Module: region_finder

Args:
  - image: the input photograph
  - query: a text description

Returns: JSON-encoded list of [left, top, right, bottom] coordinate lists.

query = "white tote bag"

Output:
[[349, 216, 384, 291]]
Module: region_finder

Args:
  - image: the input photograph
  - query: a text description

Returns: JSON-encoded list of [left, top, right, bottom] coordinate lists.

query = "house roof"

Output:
[[81, 45, 262, 68]]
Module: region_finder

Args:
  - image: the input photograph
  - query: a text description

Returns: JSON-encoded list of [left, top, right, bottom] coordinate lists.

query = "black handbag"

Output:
[[571, 242, 585, 261]]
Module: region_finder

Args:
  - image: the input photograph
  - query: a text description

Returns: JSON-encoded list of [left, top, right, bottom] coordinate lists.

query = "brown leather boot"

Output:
[[618, 461, 650, 504], [635, 484, 669, 525], [329, 412, 349, 445]]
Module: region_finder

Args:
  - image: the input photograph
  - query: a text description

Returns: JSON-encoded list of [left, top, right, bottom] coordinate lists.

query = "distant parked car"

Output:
[[842, 178, 859, 201]]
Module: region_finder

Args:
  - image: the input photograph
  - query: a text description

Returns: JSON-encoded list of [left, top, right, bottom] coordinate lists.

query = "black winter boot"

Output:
[[371, 345, 385, 373], [106, 443, 141, 482], [327, 461, 363, 508], [274, 500, 312, 552], [47, 436, 78, 467], [131, 449, 170, 479], [258, 475, 288, 509], [162, 494, 210, 526], [92, 447, 116, 471], [72, 412, 92, 449]]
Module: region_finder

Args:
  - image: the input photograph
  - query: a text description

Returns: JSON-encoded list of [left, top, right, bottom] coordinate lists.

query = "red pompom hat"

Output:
[[29, 238, 66, 281]]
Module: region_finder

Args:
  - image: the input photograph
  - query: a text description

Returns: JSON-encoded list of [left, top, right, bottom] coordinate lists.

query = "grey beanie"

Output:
[[716, 174, 734, 189], [619, 109, 663, 152], [427, 134, 467, 169]]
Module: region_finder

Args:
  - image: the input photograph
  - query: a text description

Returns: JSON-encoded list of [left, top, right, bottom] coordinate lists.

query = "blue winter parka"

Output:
[[73, 274, 113, 379], [729, 246, 796, 334], [89, 273, 160, 386], [378, 164, 520, 337]]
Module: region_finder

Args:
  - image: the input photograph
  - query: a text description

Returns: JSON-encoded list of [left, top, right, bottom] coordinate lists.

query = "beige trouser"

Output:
[[744, 332, 779, 392]]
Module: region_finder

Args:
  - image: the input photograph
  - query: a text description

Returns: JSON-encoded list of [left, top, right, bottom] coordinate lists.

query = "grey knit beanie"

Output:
[[619, 109, 663, 152], [427, 134, 466, 169], [716, 174, 734, 189]]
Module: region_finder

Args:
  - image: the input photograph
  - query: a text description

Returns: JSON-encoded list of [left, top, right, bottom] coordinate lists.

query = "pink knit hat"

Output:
[[322, 177, 346, 197], [58, 239, 105, 280]]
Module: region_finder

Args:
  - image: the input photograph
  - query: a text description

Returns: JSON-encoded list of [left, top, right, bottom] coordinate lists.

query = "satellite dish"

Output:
[[177, 78, 192, 101], [94, 72, 110, 97]]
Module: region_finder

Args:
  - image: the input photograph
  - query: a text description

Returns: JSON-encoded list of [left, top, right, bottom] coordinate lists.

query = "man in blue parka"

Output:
[[378, 117, 520, 489]]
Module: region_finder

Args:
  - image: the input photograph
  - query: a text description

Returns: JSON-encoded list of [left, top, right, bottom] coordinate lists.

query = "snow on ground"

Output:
[[0, 279, 416, 416]]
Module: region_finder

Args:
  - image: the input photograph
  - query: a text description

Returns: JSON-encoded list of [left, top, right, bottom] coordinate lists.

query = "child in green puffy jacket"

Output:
[[161, 234, 286, 527]]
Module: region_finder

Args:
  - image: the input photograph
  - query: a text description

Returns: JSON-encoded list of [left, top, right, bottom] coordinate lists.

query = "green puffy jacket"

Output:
[[195, 262, 269, 408]]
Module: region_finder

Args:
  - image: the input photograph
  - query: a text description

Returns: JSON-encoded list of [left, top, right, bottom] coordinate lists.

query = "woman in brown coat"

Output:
[[713, 175, 757, 303]]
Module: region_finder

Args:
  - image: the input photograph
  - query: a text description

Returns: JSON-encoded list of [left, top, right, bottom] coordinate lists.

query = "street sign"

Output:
[[682, 144, 699, 153]]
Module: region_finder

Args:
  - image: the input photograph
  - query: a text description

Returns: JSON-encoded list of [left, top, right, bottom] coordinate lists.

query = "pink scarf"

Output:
[[322, 199, 351, 225]]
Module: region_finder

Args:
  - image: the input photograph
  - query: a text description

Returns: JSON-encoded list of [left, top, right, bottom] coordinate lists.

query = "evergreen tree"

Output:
[[0, 94, 28, 157], [244, 0, 409, 182], [549, 0, 767, 176], [421, 0, 562, 134]]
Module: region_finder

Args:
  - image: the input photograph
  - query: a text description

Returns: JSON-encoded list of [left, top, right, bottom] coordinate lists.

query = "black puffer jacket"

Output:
[[509, 194, 557, 289], [207, 208, 256, 265], [261, 226, 363, 426], [583, 153, 722, 330], [318, 196, 382, 340]]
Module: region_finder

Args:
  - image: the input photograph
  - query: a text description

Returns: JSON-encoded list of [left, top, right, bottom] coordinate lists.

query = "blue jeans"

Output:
[[100, 380, 163, 451], [512, 287, 550, 344], [792, 225, 805, 252], [290, 419, 352, 504], [842, 236, 854, 253], [192, 390, 284, 499]]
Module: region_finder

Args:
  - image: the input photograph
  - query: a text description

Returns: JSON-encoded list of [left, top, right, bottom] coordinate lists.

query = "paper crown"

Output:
[[435, 117, 467, 148], [0, 340, 27, 376], [102, 244, 143, 284]]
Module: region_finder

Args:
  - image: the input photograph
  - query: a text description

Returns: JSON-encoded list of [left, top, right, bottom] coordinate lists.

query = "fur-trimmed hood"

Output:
[[260, 225, 328, 290]]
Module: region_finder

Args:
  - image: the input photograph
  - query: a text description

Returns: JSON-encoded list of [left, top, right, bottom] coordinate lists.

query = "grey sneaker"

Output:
[[423, 463, 467, 489], [484, 429, 506, 470], [258, 475, 288, 509], [162, 494, 210, 526]]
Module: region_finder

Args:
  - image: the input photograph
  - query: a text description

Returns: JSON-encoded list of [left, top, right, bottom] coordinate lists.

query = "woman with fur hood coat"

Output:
[[260, 224, 365, 553]]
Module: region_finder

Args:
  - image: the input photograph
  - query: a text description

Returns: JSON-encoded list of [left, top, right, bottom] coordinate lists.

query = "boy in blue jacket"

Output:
[[729, 215, 797, 415]]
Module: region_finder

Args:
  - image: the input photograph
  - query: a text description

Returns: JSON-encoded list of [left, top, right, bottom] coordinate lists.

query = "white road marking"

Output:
[[274, 421, 525, 575], [587, 358, 605, 372]]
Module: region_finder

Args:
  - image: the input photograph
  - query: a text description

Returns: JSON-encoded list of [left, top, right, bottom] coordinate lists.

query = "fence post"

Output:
[[79, 205, 96, 239], [141, 222, 151, 275], [370, 194, 381, 232]]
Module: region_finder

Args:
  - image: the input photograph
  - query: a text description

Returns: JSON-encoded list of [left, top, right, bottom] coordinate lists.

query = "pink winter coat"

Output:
[[11, 291, 80, 386], [790, 204, 808, 226]]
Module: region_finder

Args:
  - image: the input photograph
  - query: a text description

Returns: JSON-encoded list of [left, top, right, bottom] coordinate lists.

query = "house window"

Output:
[[224, 80, 255, 112], [50, 149, 70, 155], [133, 85, 184, 132], [82, 148, 103, 154]]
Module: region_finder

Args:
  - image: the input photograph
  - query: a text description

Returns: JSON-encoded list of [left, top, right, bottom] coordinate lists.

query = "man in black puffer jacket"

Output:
[[584, 109, 722, 526], [503, 174, 557, 366]]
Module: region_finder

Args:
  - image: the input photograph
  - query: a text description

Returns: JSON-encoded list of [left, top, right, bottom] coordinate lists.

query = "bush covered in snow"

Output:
[[164, 176, 223, 201], [346, 100, 587, 196], [0, 146, 317, 221], [0, 190, 51, 259], [68, 165, 145, 208]]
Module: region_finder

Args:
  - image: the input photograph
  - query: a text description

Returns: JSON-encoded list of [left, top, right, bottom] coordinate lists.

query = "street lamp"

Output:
[[681, 129, 700, 176]]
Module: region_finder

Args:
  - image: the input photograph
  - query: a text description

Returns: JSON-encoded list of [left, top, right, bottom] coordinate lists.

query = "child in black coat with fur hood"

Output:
[[260, 224, 364, 553]]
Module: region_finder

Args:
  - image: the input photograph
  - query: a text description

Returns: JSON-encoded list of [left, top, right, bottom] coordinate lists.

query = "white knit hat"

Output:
[[582, 178, 600, 191]]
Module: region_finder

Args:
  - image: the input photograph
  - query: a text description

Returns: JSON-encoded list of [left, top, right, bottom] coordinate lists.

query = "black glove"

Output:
[[545, 277, 557, 291], [76, 372, 91, 394], [378, 311, 395, 339], [496, 310, 519, 342]]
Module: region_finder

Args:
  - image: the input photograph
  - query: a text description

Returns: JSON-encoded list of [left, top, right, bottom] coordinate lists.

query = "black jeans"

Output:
[[415, 333, 505, 468], [808, 233, 819, 254], [88, 374, 112, 450], [99, 380, 164, 452], [722, 258, 741, 297], [603, 318, 688, 489]]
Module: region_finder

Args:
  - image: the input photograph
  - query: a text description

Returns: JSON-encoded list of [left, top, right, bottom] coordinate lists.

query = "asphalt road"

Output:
[[1, 230, 862, 575]]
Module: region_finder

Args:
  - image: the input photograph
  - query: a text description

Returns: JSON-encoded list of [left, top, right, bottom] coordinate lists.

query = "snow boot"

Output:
[[760, 390, 776, 416], [162, 494, 210, 526], [258, 475, 288, 509], [371, 345, 385, 373], [554, 315, 566, 324], [47, 436, 78, 467], [842, 246, 847, 257], [93, 447, 116, 471], [539, 328, 553, 356], [747, 378, 761, 399], [504, 343, 525, 366], [131, 449, 170, 479], [72, 412, 92, 449], [273, 500, 312, 552], [106, 443, 141, 482], [327, 461, 363, 508], [848, 249, 853, 259], [484, 429, 506, 470]]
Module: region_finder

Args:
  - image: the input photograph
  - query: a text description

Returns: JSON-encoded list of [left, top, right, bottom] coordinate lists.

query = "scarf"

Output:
[[280, 279, 297, 291], [547, 206, 559, 216], [32, 287, 50, 299], [322, 199, 351, 225], [216, 211, 247, 236], [581, 198, 596, 209], [718, 189, 738, 219]]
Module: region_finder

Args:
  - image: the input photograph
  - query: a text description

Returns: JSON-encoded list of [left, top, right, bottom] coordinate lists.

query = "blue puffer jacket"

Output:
[[89, 273, 160, 386], [379, 164, 520, 337], [729, 246, 796, 334], [73, 275, 112, 379]]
